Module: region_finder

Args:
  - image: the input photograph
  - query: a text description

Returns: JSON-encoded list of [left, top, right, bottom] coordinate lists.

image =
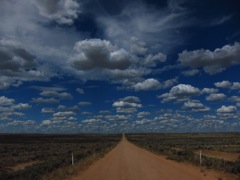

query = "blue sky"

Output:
[[0, 0, 240, 133]]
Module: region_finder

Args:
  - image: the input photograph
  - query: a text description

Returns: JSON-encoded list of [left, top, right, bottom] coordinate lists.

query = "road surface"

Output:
[[71, 136, 235, 180]]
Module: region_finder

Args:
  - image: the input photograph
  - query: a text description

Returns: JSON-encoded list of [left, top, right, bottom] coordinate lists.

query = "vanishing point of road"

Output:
[[71, 136, 235, 180]]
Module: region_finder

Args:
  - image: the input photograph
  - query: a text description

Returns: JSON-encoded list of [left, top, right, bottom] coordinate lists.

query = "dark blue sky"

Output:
[[0, 0, 240, 133]]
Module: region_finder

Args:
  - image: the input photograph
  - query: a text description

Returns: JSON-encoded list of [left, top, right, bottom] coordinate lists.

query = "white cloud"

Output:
[[229, 96, 240, 104], [217, 105, 237, 113], [33, 0, 80, 25], [202, 88, 219, 94], [133, 78, 161, 91], [178, 42, 240, 74], [143, 53, 167, 67], [41, 108, 54, 114], [158, 84, 201, 103], [206, 93, 226, 101], [42, 120, 51, 125], [12, 103, 32, 110], [182, 100, 210, 112], [113, 96, 142, 113], [209, 15, 233, 26], [136, 119, 152, 125], [182, 69, 199, 76], [105, 115, 128, 121], [69, 39, 133, 71], [76, 88, 84, 94], [170, 84, 201, 97], [0, 0, 83, 85], [215, 80, 240, 90], [32, 97, 59, 104], [78, 102, 92, 106], [53, 111, 76, 117], [68, 117, 77, 121], [129, 36, 147, 55], [82, 119, 102, 123], [214, 80, 232, 88], [137, 111, 150, 118], [57, 105, 79, 112], [0, 96, 15, 106], [0, 39, 50, 89], [0, 96, 32, 121], [132, 78, 177, 91], [40, 90, 72, 99], [97, 2, 189, 54], [7, 120, 35, 126]]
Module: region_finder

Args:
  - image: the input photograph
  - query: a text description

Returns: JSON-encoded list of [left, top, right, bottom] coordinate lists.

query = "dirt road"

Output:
[[71, 136, 235, 180]]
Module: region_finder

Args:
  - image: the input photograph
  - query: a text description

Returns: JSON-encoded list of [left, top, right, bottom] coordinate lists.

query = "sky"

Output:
[[0, 0, 240, 133]]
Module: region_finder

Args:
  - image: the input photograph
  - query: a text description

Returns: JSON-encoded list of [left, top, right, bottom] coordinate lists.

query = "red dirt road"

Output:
[[71, 136, 236, 180]]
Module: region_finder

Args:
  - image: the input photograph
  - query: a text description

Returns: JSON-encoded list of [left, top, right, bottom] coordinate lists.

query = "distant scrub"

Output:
[[127, 133, 240, 176], [0, 134, 121, 180]]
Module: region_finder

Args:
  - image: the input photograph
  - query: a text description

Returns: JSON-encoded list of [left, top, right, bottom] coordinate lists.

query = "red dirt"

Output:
[[71, 136, 238, 180], [10, 161, 39, 171]]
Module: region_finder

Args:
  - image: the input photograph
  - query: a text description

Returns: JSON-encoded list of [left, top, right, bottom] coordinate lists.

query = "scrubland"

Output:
[[127, 133, 240, 176], [0, 134, 121, 180]]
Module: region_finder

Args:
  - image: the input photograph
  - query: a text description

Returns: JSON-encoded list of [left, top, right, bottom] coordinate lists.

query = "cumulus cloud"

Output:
[[42, 120, 51, 125], [32, 97, 59, 104], [33, 0, 80, 25], [170, 84, 201, 97], [136, 119, 152, 125], [206, 93, 226, 102], [40, 90, 72, 99], [178, 42, 240, 74], [202, 88, 219, 94], [113, 96, 142, 113], [41, 108, 55, 114], [0, 39, 48, 89], [82, 119, 102, 123], [132, 78, 177, 91], [7, 120, 35, 126], [217, 105, 237, 113], [105, 115, 128, 121], [0, 40, 36, 71], [69, 39, 133, 71], [51, 110, 77, 122], [53, 111, 76, 117], [229, 96, 240, 105], [0, 0, 82, 85], [133, 78, 161, 91], [78, 102, 92, 106], [182, 69, 199, 76], [142, 53, 167, 67], [76, 88, 84, 94], [0, 96, 15, 106], [0, 96, 32, 121], [57, 105, 79, 112], [158, 84, 201, 103], [12, 103, 32, 110], [137, 111, 150, 118], [182, 100, 210, 112], [214, 80, 240, 90], [129, 36, 147, 55]]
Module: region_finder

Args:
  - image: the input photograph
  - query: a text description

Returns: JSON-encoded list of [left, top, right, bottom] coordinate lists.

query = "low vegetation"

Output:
[[126, 133, 240, 176], [0, 134, 121, 180]]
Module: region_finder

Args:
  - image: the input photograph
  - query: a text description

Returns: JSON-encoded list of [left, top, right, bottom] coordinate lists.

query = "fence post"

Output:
[[72, 153, 74, 165], [200, 150, 202, 165]]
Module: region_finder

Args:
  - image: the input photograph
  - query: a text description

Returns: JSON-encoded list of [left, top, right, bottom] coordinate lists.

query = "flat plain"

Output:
[[0, 134, 121, 180], [1, 133, 240, 180]]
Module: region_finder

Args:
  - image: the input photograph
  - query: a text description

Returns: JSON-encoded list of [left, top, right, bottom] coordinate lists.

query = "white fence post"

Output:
[[72, 153, 74, 165], [200, 150, 202, 165]]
